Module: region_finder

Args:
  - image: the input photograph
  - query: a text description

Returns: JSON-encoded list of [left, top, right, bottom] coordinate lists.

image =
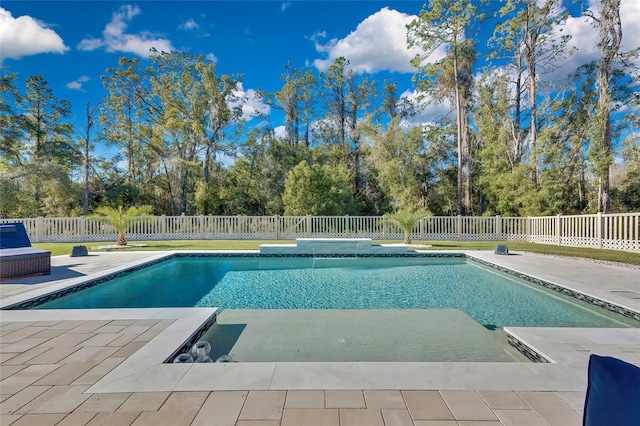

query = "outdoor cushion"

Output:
[[0, 223, 32, 249], [583, 354, 640, 426], [0, 223, 51, 277], [0, 247, 51, 260]]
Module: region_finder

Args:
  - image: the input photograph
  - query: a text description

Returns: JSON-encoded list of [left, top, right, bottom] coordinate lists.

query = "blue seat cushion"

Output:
[[0, 222, 32, 249], [583, 354, 640, 426]]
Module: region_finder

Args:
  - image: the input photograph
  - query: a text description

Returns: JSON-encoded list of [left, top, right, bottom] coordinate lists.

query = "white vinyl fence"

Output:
[[1, 213, 638, 253]]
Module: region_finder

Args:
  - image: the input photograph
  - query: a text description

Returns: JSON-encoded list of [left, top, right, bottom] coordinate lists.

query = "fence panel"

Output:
[[83, 218, 116, 242], [127, 217, 161, 241], [603, 213, 640, 252], [501, 217, 528, 241], [278, 216, 307, 239], [239, 216, 277, 240], [422, 217, 458, 240], [559, 214, 598, 248], [40, 218, 79, 243], [343, 216, 384, 239], [462, 216, 496, 241], [529, 216, 557, 245], [202, 216, 236, 239], [311, 216, 347, 238], [163, 216, 199, 240]]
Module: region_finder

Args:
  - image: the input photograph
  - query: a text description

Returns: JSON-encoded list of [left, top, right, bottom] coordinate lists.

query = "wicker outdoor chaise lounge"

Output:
[[0, 223, 51, 278]]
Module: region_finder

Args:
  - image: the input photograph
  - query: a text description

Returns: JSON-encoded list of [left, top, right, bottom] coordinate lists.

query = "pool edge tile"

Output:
[[270, 362, 364, 389], [174, 363, 276, 391]]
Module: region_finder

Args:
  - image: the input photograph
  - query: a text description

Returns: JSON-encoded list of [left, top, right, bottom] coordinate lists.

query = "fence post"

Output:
[[344, 214, 349, 236], [306, 215, 312, 237], [556, 214, 562, 246], [496, 215, 502, 241], [275, 215, 280, 240], [457, 215, 462, 241], [382, 219, 387, 240], [597, 212, 603, 249], [35, 217, 44, 243], [199, 215, 204, 240], [526, 216, 531, 242], [160, 215, 166, 240], [80, 217, 86, 243], [420, 217, 425, 241]]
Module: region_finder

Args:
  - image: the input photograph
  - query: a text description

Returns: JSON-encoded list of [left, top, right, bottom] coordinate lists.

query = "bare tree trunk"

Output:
[[601, 172, 611, 213], [453, 56, 464, 215], [597, 99, 613, 213], [179, 169, 189, 215], [464, 113, 472, 214], [594, 0, 621, 213], [82, 99, 103, 214], [161, 160, 177, 216], [83, 102, 91, 215], [512, 54, 524, 166], [203, 144, 213, 184], [529, 59, 538, 187], [523, 6, 540, 188], [33, 104, 44, 205]]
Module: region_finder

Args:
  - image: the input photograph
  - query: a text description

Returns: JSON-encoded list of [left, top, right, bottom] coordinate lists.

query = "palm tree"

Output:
[[92, 206, 153, 246], [383, 208, 430, 244]]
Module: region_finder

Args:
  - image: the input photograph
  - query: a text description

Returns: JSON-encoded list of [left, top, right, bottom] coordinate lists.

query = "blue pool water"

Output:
[[33, 256, 634, 329]]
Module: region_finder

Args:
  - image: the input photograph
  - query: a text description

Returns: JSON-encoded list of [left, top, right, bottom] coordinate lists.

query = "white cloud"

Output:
[[553, 11, 600, 78], [217, 153, 236, 167], [310, 30, 326, 39], [548, 0, 640, 79], [620, 0, 640, 59], [400, 89, 454, 126], [281, 2, 291, 12], [77, 4, 173, 58], [76, 38, 103, 51], [0, 7, 69, 61], [205, 53, 217, 63], [306, 31, 331, 54], [566, 14, 599, 61], [312, 7, 441, 74], [66, 75, 90, 91], [179, 18, 199, 31], [231, 82, 271, 121], [273, 125, 287, 139]]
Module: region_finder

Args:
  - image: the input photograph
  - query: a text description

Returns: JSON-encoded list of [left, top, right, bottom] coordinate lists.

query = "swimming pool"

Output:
[[31, 255, 633, 329], [14, 253, 638, 363]]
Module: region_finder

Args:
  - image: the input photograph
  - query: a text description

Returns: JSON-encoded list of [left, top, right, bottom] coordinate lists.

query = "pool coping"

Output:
[[1, 250, 639, 393]]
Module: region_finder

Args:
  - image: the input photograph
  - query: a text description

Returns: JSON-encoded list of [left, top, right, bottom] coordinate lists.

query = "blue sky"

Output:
[[1, 2, 425, 132], [1, 0, 639, 153]]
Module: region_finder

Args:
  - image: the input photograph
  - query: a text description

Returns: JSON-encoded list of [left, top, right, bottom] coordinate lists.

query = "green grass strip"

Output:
[[34, 239, 640, 266]]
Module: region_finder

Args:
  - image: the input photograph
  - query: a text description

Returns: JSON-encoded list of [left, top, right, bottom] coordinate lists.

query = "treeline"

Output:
[[1, 0, 639, 219]]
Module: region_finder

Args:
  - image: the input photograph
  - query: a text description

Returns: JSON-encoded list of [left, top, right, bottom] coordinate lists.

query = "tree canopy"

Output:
[[1, 1, 638, 218]]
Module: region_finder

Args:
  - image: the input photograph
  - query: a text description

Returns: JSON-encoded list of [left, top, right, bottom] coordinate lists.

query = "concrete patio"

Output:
[[1, 250, 639, 425]]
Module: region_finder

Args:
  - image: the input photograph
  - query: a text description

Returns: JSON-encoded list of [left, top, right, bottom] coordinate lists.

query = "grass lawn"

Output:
[[33, 239, 640, 266]]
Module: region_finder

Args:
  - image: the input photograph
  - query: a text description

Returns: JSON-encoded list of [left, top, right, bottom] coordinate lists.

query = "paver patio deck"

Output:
[[1, 249, 638, 425]]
